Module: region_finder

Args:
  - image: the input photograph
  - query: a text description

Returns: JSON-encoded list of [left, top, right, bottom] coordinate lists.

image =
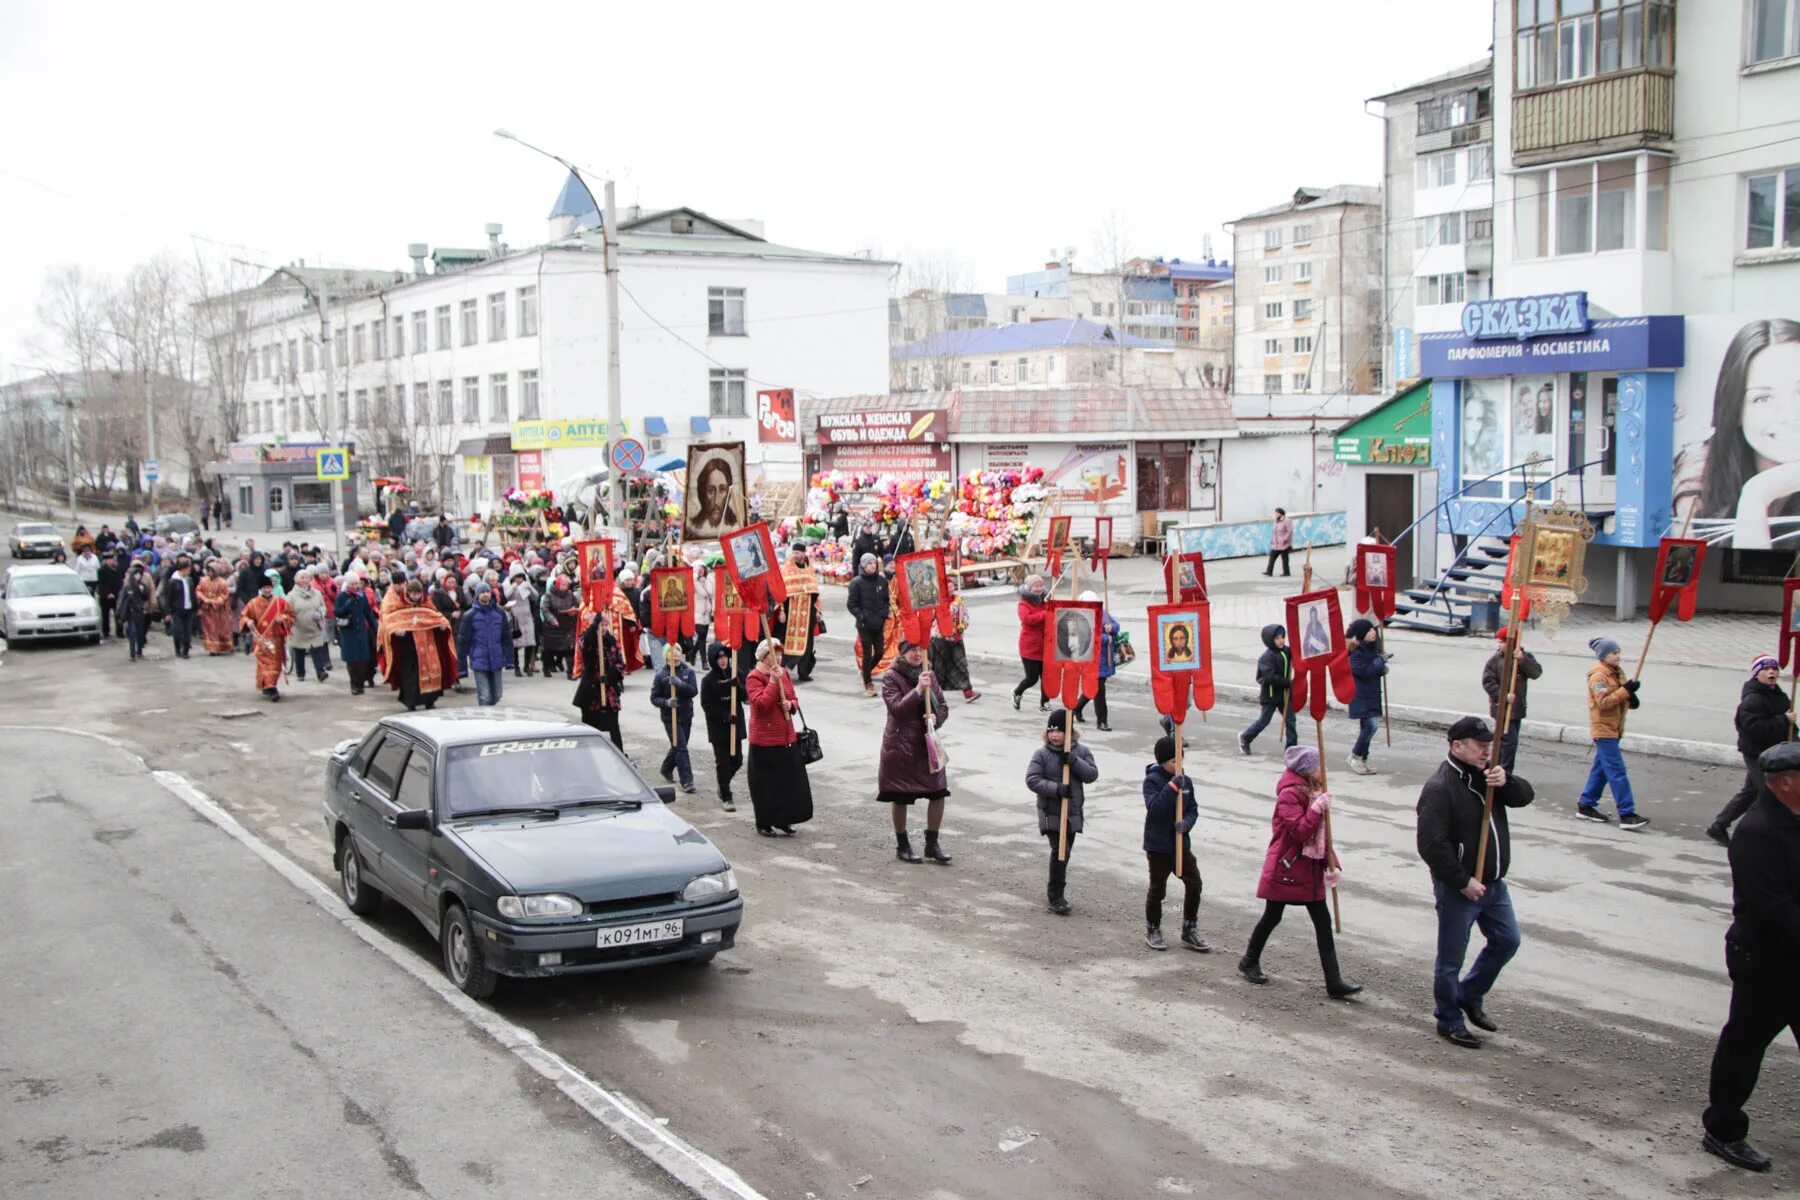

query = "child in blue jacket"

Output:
[[1143, 734, 1208, 952]]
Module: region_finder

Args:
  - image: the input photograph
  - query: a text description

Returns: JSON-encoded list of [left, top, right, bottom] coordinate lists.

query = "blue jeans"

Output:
[[1432, 878, 1522, 1029], [1352, 715, 1380, 758], [126, 620, 147, 659], [659, 711, 693, 786], [1241, 704, 1297, 749], [1578, 737, 1636, 816], [473, 669, 504, 706], [290, 645, 330, 679], [1498, 722, 1521, 775]]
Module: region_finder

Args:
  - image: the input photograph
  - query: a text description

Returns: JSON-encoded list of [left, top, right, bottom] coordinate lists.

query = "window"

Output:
[[1266, 376, 1284, 394], [303, 338, 315, 372], [337, 392, 349, 427], [1134, 442, 1189, 512], [1560, 165, 1596, 253], [376, 386, 394, 424], [1292, 372, 1310, 390], [461, 377, 479, 422], [392, 315, 405, 357], [1746, 165, 1800, 250], [708, 286, 746, 336], [1596, 157, 1638, 251], [395, 750, 433, 812], [333, 327, 346, 364], [1418, 212, 1465, 247], [708, 368, 747, 417], [435, 380, 453, 423], [413, 382, 430, 423], [1016, 357, 1030, 381], [1263, 228, 1282, 250], [371, 320, 385, 360], [1417, 87, 1491, 134], [1751, 0, 1800, 63], [1293, 260, 1312, 282], [519, 368, 539, 418], [363, 737, 410, 795], [354, 389, 370, 426], [518, 286, 537, 337], [435, 305, 451, 349], [1264, 265, 1283, 283], [1416, 150, 1458, 189], [249, 347, 259, 381], [459, 299, 478, 346], [1516, 1, 1673, 88], [1264, 301, 1285, 320], [352, 324, 366, 364], [1647, 159, 1670, 249], [489, 373, 509, 422], [1090, 301, 1103, 316], [1522, 160, 1648, 256], [987, 359, 1000, 384], [1417, 273, 1469, 305], [1294, 298, 1315, 320], [412, 310, 427, 353], [487, 292, 506, 341], [1293, 223, 1314, 244], [1467, 213, 1495, 241], [959, 361, 971, 384], [1470, 143, 1494, 181], [1294, 335, 1315, 354], [1264, 338, 1283, 355]]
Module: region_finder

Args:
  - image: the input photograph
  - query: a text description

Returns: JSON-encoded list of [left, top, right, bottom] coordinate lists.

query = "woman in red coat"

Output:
[[1010, 574, 1050, 712], [1237, 745, 1363, 998], [745, 639, 813, 837]]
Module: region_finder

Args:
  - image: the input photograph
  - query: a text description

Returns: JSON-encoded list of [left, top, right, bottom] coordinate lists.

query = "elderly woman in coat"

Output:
[[286, 569, 333, 683], [504, 566, 538, 676], [1237, 745, 1362, 998], [334, 573, 380, 695], [879, 638, 951, 864], [539, 573, 580, 679]]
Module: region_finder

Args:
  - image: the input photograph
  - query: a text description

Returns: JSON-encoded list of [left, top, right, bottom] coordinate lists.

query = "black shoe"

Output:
[[1706, 823, 1731, 847], [1702, 1132, 1771, 1172], [1619, 813, 1650, 832], [1237, 734, 1252, 756], [721, 796, 737, 813], [1048, 895, 1071, 916], [777, 825, 795, 836], [1180, 924, 1212, 953], [1096, 722, 1112, 732], [1237, 957, 1268, 985], [679, 783, 697, 794], [923, 833, 952, 864], [1326, 979, 1364, 1000], [1038, 701, 1050, 713], [757, 826, 779, 837], [1437, 1025, 1481, 1049], [1145, 926, 1168, 951], [350, 686, 363, 696], [895, 834, 922, 864], [660, 765, 675, 783], [1576, 804, 1610, 824], [1012, 691, 1022, 711], [1460, 1002, 1498, 1032]]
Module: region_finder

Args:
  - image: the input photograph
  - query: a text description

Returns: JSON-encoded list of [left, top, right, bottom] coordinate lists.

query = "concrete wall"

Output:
[[1219, 430, 1346, 524]]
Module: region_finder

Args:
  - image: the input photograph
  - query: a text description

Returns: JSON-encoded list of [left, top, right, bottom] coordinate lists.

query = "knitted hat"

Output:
[[1751, 654, 1779, 677], [1046, 709, 1068, 731], [1345, 618, 1374, 642], [1284, 745, 1320, 775], [1495, 625, 1510, 642], [1154, 735, 1178, 765], [1590, 636, 1620, 661]]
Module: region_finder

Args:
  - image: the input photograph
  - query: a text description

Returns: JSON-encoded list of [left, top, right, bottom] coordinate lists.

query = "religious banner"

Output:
[[1091, 516, 1113, 574], [1286, 588, 1355, 721], [1146, 601, 1214, 725], [1041, 599, 1103, 709], [782, 595, 814, 656], [1045, 515, 1073, 578], [1499, 531, 1534, 623], [1164, 551, 1207, 603], [648, 565, 696, 643], [713, 564, 753, 649], [1648, 537, 1706, 624], [576, 538, 614, 613], [894, 548, 952, 645], [721, 521, 786, 616], [1355, 542, 1398, 620]]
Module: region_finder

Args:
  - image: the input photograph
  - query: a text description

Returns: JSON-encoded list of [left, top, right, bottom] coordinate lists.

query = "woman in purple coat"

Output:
[[879, 638, 951, 865], [1237, 745, 1363, 998]]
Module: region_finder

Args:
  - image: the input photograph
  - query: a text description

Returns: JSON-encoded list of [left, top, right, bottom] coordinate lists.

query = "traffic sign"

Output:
[[610, 437, 646, 473], [315, 447, 349, 480], [144, 459, 159, 483]]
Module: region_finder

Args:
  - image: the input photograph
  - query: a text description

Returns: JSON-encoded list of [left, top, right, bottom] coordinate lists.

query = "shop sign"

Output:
[[814, 410, 947, 446], [756, 388, 796, 444], [1461, 292, 1590, 341], [820, 442, 953, 477], [229, 440, 346, 464], [1421, 315, 1684, 379], [509, 418, 628, 451], [517, 450, 544, 491]]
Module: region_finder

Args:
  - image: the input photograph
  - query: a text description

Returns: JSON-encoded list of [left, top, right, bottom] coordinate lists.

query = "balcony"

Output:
[[1512, 70, 1673, 166], [1465, 237, 1493, 274]]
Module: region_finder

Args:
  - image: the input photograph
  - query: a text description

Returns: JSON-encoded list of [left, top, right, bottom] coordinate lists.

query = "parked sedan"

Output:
[[1, 564, 102, 644], [8, 522, 65, 559], [322, 709, 742, 998], [148, 513, 199, 539]]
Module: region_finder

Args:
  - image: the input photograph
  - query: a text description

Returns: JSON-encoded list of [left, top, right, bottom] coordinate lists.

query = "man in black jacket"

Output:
[[1701, 740, 1800, 1173], [158, 557, 200, 659], [845, 553, 890, 697], [1707, 655, 1793, 846], [95, 551, 125, 639], [1480, 627, 1543, 775], [1238, 624, 1297, 754], [1416, 716, 1535, 1049]]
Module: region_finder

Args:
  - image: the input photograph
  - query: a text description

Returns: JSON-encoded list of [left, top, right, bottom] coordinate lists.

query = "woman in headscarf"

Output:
[[239, 569, 294, 702], [699, 640, 745, 812], [504, 566, 538, 676], [572, 600, 628, 747], [775, 547, 824, 682], [929, 574, 980, 704], [540, 572, 580, 679], [286, 568, 332, 683], [195, 559, 236, 655], [879, 638, 952, 864], [745, 639, 812, 837], [335, 572, 381, 695], [379, 578, 457, 711]]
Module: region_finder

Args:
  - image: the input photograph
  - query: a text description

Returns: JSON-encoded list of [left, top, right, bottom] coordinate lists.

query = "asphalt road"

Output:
[[1, 598, 1796, 1198], [0, 729, 690, 1200]]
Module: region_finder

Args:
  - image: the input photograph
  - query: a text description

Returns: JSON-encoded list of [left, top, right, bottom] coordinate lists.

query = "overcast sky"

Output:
[[0, 0, 1493, 378]]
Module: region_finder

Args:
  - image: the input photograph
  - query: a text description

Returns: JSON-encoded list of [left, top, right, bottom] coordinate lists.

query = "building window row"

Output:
[[708, 286, 746, 336], [1515, 155, 1669, 258], [1746, 164, 1800, 252], [1514, 0, 1674, 91], [1753, 0, 1800, 63]]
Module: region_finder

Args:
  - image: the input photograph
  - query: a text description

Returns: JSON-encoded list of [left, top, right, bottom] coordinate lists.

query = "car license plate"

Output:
[[596, 918, 684, 949], [40, 624, 68, 632]]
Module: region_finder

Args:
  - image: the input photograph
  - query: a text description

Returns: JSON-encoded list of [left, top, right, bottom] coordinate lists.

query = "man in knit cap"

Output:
[[1481, 627, 1542, 775], [1578, 636, 1648, 830], [1707, 655, 1795, 846]]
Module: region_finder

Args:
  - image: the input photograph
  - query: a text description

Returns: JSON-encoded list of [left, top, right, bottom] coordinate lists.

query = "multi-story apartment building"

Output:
[[1170, 258, 1235, 347], [217, 194, 890, 526], [1001, 256, 1233, 345], [889, 317, 1227, 392], [1371, 59, 1497, 382], [1418, 0, 1800, 614], [1227, 185, 1384, 396]]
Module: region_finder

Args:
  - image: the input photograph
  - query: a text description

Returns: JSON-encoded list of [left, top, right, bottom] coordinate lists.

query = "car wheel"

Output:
[[86, 633, 100, 646], [441, 903, 497, 999], [339, 837, 383, 916]]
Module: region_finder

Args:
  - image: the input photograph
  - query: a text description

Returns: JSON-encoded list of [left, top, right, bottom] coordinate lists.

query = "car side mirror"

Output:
[[331, 738, 359, 761], [389, 808, 431, 831], [654, 785, 677, 805]]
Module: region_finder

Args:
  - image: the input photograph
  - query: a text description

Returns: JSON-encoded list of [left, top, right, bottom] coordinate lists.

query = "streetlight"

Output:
[[493, 128, 629, 559]]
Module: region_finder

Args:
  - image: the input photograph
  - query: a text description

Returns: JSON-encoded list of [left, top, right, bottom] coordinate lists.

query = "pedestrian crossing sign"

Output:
[[316, 448, 349, 480]]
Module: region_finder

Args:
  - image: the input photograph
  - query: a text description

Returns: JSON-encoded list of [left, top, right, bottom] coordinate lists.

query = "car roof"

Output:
[[377, 706, 599, 749], [13, 523, 56, 532], [5, 563, 80, 578]]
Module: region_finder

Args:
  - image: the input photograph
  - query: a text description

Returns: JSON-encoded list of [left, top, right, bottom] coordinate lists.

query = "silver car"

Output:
[[7, 522, 65, 559], [1, 564, 102, 644]]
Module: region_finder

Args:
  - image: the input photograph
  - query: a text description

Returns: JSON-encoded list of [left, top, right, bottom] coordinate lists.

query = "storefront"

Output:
[[813, 409, 953, 479], [1333, 380, 1438, 588], [208, 442, 362, 535]]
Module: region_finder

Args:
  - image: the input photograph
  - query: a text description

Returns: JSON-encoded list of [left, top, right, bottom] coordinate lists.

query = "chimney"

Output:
[[485, 223, 503, 258], [407, 243, 429, 279]]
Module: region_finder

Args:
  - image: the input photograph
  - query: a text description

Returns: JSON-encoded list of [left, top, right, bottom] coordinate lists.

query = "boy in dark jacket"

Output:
[[1345, 618, 1387, 775], [651, 644, 700, 792], [1481, 627, 1543, 775], [1026, 710, 1099, 915], [1143, 735, 1207, 952], [1708, 655, 1794, 845], [1238, 624, 1297, 755], [699, 640, 747, 812]]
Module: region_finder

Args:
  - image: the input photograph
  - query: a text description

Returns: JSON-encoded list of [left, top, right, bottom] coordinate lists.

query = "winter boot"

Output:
[[1319, 937, 1364, 999], [923, 830, 952, 864], [1144, 925, 1168, 951], [1180, 922, 1212, 953], [1047, 890, 1071, 916], [895, 832, 922, 864], [1237, 956, 1268, 985], [720, 791, 737, 813]]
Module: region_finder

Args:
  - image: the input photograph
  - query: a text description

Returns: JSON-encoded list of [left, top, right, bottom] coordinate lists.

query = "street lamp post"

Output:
[[493, 128, 630, 561]]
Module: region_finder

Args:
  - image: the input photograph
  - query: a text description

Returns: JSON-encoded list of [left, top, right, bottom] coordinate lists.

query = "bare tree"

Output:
[[187, 252, 259, 457], [888, 249, 978, 392]]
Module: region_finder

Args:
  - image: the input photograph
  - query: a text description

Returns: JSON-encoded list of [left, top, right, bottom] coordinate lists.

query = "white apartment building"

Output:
[[225, 198, 891, 521], [1227, 186, 1385, 397], [1371, 59, 1497, 381]]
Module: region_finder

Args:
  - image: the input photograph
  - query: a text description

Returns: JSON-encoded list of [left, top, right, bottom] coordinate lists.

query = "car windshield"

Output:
[[16, 525, 54, 537], [11, 575, 88, 598], [443, 736, 645, 817]]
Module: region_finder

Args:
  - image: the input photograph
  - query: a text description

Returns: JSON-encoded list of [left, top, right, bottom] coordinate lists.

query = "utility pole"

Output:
[[144, 367, 158, 512], [60, 394, 77, 521], [320, 294, 344, 567]]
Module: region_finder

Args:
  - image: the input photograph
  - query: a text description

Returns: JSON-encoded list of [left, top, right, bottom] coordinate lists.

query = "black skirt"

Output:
[[748, 742, 813, 829], [929, 637, 971, 691]]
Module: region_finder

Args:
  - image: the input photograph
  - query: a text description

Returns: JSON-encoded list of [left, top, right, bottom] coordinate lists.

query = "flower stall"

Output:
[[945, 468, 1048, 561]]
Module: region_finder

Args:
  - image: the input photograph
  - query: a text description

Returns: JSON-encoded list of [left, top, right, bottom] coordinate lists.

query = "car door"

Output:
[[358, 735, 413, 889], [339, 731, 390, 875], [383, 746, 436, 917]]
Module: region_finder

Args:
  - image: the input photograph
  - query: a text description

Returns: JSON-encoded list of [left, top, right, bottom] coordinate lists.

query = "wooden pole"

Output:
[[1632, 510, 1696, 683], [1301, 543, 1314, 593], [1173, 720, 1186, 867], [1058, 719, 1072, 862], [1379, 624, 1392, 748], [1474, 569, 1530, 880], [1314, 718, 1341, 933]]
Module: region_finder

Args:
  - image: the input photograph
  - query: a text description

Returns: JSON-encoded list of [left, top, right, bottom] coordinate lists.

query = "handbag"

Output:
[[1114, 630, 1136, 665], [792, 696, 824, 765]]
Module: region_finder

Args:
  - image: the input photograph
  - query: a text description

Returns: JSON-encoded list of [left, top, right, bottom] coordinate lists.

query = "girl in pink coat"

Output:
[[1237, 745, 1363, 998]]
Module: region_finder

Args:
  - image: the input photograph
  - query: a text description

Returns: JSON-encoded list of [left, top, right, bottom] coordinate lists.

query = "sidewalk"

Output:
[[931, 548, 1761, 766]]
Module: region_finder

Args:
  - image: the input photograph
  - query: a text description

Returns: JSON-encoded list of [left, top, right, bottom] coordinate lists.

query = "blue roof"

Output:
[[643, 416, 669, 436], [643, 452, 685, 473], [1168, 258, 1233, 282], [689, 415, 711, 434], [548, 170, 599, 230], [891, 318, 1168, 360]]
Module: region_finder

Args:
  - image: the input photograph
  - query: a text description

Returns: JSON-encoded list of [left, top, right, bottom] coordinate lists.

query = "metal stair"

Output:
[[1386, 536, 1510, 636]]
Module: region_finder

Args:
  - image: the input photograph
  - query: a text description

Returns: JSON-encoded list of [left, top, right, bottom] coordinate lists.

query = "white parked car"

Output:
[[1, 564, 102, 644], [7, 522, 65, 559]]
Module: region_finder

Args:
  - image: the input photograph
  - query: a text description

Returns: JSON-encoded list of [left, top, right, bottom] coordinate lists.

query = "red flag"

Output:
[[721, 521, 786, 613], [648, 565, 696, 643], [1781, 579, 1800, 670], [894, 548, 952, 645], [576, 539, 614, 613], [1147, 601, 1213, 725], [1286, 589, 1355, 722], [1499, 531, 1534, 622], [1164, 551, 1207, 603], [713, 565, 753, 649], [1648, 537, 1706, 624], [1091, 517, 1114, 574], [1354, 543, 1398, 620], [1041, 599, 1102, 709]]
